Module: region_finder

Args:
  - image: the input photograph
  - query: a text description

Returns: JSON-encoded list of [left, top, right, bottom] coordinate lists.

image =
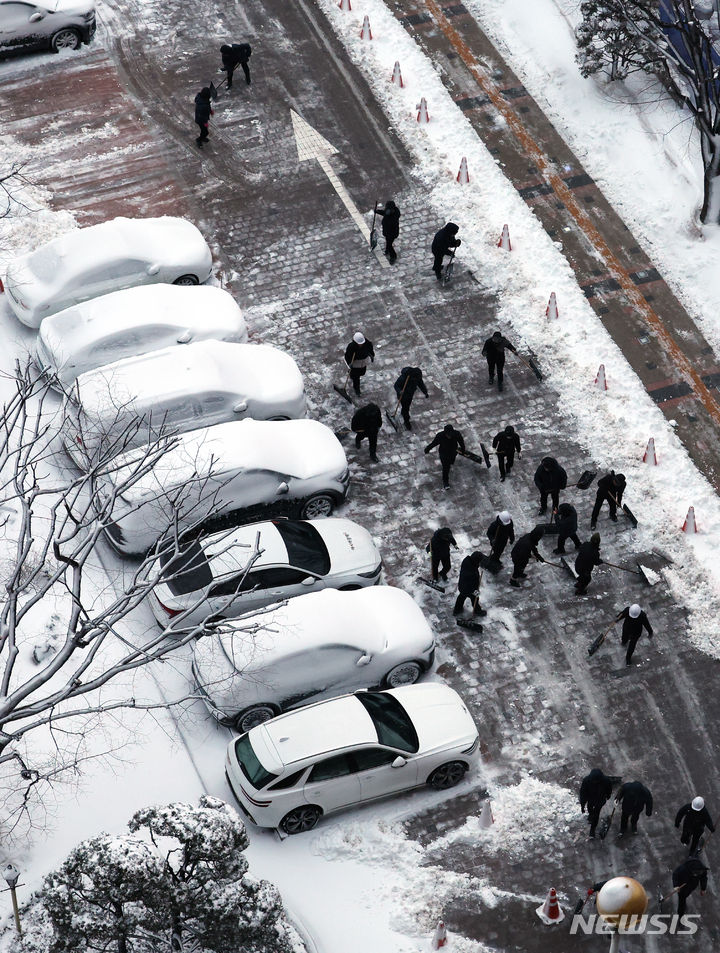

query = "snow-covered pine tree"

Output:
[[576, 0, 664, 80]]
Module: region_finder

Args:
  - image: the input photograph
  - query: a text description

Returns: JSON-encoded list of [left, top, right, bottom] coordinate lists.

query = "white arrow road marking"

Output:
[[291, 110, 389, 269]]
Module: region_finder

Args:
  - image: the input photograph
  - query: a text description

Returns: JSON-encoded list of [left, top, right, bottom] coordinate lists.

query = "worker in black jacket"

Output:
[[590, 471, 626, 529], [425, 425, 465, 489], [486, 511, 514, 565], [375, 200, 400, 262], [426, 527, 457, 582], [574, 533, 602, 595], [533, 456, 568, 515], [615, 780, 653, 835], [509, 527, 545, 587], [394, 367, 428, 430], [194, 87, 214, 146], [350, 403, 382, 463], [481, 332, 517, 393], [553, 502, 581, 554], [580, 768, 614, 838], [672, 858, 708, 917], [616, 604, 653, 665], [453, 552, 486, 616], [492, 425, 521, 481], [220, 42, 252, 87], [431, 223, 461, 280], [675, 797, 715, 855], [344, 332, 375, 396]]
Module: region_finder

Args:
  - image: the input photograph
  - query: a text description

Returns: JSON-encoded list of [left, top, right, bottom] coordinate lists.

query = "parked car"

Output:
[[0, 0, 95, 55], [35, 284, 248, 388], [96, 418, 350, 555], [224, 682, 479, 833], [148, 517, 382, 628], [4, 216, 213, 327], [193, 587, 436, 732], [61, 341, 306, 469]]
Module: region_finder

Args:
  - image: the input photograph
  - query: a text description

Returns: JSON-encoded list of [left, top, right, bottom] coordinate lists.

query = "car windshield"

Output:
[[159, 541, 213, 596], [234, 734, 278, 790], [273, 520, 330, 575], [355, 692, 419, 753], [29, 245, 62, 281]]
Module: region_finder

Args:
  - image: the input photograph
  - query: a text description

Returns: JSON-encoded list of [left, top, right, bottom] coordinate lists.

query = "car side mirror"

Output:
[[391, 756, 407, 768], [232, 400, 248, 414], [176, 329, 193, 344], [146, 264, 160, 276], [356, 653, 372, 666], [300, 576, 315, 586], [29, 11, 44, 20], [276, 482, 289, 495]]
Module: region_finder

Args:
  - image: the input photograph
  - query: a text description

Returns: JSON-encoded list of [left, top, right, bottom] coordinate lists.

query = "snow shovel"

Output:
[[609, 493, 639, 528], [442, 250, 456, 286], [560, 556, 578, 580], [598, 801, 618, 840], [478, 552, 502, 575], [334, 427, 351, 441], [459, 446, 491, 468], [588, 619, 618, 656], [514, 352, 543, 381], [657, 882, 687, 911], [209, 76, 228, 100], [573, 889, 596, 916], [385, 376, 409, 432], [457, 591, 484, 632], [603, 561, 655, 586], [333, 364, 354, 404], [369, 200, 379, 251], [573, 470, 597, 490], [418, 577, 445, 593]]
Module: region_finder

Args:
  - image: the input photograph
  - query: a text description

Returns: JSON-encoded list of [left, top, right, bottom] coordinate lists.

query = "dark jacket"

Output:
[[616, 607, 653, 640], [486, 516, 515, 549], [511, 528, 545, 565], [194, 89, 214, 125], [351, 403, 382, 434], [431, 223, 461, 256], [344, 338, 375, 368], [575, 539, 602, 575], [221, 42, 251, 68], [457, 554, 481, 595], [616, 781, 653, 816], [482, 334, 517, 362], [580, 768, 613, 811], [555, 502, 578, 536], [596, 471, 626, 503], [394, 367, 428, 401], [426, 527, 457, 560], [673, 858, 708, 892], [533, 457, 568, 493], [376, 201, 400, 239], [493, 428, 521, 456], [425, 427, 465, 462], [675, 803, 715, 835]]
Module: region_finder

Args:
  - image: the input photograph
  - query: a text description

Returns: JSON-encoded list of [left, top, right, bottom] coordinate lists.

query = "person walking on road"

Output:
[[492, 424, 521, 481], [220, 42, 252, 87], [453, 552, 486, 616], [590, 471, 626, 529], [426, 527, 457, 583], [194, 87, 214, 146], [615, 780, 653, 836], [375, 200, 400, 262], [425, 424, 465, 489], [350, 403, 382, 463], [344, 332, 375, 396], [431, 222, 461, 280], [509, 526, 545, 588], [553, 502, 581, 554], [394, 366, 428, 430], [574, 533, 602, 595], [580, 768, 614, 839], [672, 857, 708, 917], [675, 797, 715, 855], [533, 456, 568, 515], [486, 511, 514, 566], [616, 604, 653, 665], [482, 331, 517, 393]]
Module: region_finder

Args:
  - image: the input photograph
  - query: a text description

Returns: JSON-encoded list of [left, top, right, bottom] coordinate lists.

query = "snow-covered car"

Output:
[[35, 285, 248, 388], [0, 0, 95, 55], [225, 682, 479, 833], [4, 217, 213, 327], [61, 341, 306, 469], [192, 587, 436, 732], [148, 517, 382, 628], [97, 419, 350, 555]]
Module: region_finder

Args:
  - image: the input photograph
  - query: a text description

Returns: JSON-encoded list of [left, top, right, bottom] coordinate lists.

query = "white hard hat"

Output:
[[499, 511, 512, 525], [629, 604, 641, 618], [692, 797, 705, 811], [353, 332, 365, 345]]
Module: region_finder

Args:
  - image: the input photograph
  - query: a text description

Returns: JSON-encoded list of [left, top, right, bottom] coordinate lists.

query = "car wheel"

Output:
[[427, 761, 467, 790], [299, 494, 335, 520], [383, 661, 423, 688], [51, 28, 81, 51], [280, 805, 322, 835], [173, 274, 200, 286], [338, 584, 362, 591], [234, 704, 278, 733], [268, 415, 291, 421]]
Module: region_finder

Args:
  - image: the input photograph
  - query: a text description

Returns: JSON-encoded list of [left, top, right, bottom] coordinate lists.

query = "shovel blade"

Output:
[[637, 563, 660, 586], [384, 410, 399, 432], [576, 469, 597, 490], [456, 618, 483, 632], [333, 383, 353, 404], [561, 556, 578, 579]]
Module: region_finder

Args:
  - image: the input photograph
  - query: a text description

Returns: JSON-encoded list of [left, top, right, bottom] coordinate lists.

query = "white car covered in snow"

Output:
[[61, 341, 306, 469], [35, 285, 248, 388], [148, 517, 382, 628], [96, 419, 350, 555], [192, 587, 436, 732], [225, 682, 479, 833], [4, 216, 213, 327]]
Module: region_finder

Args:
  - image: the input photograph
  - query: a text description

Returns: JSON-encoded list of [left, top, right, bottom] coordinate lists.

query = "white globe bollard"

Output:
[[596, 877, 648, 952]]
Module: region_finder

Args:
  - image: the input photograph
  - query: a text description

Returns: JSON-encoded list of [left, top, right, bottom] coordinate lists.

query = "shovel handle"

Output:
[[603, 561, 640, 575]]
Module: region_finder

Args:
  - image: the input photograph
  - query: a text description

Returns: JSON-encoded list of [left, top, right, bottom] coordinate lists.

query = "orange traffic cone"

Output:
[[536, 887, 565, 925], [456, 157, 470, 184], [497, 224, 511, 251], [546, 292, 558, 319], [338, 0, 351, 9], [479, 799, 494, 828], [643, 437, 658, 465], [431, 920, 448, 949], [391, 61, 404, 87], [417, 97, 430, 123], [360, 14, 372, 39], [595, 364, 607, 390], [682, 506, 697, 533]]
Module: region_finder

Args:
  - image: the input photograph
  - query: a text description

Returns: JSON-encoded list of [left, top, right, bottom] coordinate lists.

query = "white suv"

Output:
[[0, 0, 95, 55]]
